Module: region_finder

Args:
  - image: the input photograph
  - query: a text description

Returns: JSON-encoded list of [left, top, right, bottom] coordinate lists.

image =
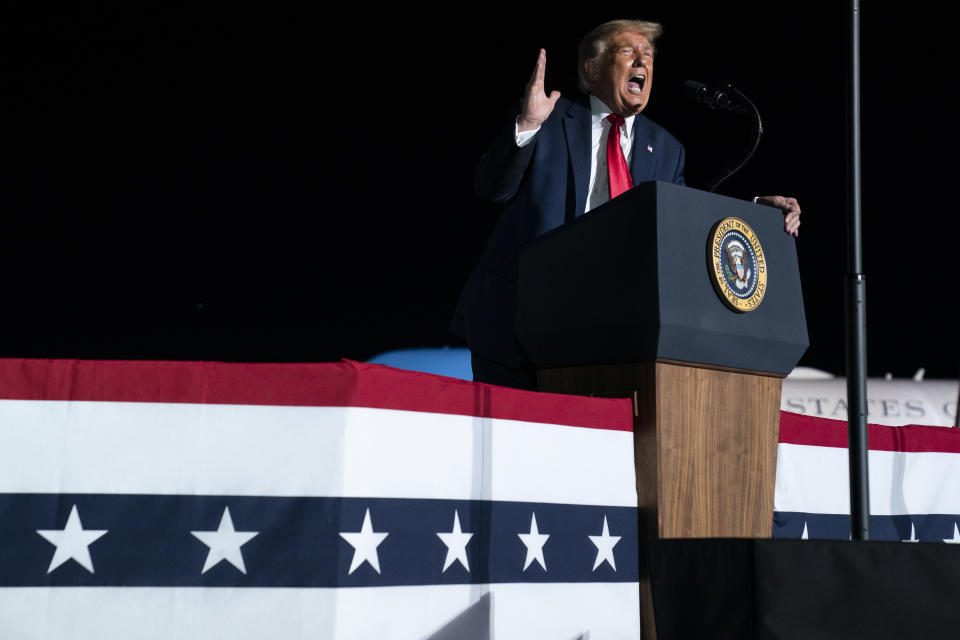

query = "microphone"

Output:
[[681, 80, 764, 192], [683, 80, 741, 113]]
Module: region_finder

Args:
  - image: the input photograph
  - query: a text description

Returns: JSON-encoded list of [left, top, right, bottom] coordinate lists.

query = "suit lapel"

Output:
[[562, 96, 592, 217], [630, 115, 653, 185]]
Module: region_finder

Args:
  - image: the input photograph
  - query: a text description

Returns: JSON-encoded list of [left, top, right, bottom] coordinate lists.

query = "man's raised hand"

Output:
[[518, 49, 561, 132]]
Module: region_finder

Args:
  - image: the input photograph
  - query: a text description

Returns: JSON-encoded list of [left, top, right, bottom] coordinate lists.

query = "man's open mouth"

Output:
[[627, 74, 646, 93]]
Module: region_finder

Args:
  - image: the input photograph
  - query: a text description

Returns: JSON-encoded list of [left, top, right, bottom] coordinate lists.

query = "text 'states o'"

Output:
[[708, 217, 767, 312]]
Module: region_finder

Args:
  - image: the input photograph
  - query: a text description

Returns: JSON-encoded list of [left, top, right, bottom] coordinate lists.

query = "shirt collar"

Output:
[[589, 94, 635, 140]]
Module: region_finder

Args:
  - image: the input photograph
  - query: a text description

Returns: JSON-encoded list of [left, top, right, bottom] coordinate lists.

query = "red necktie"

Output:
[[605, 114, 633, 199]]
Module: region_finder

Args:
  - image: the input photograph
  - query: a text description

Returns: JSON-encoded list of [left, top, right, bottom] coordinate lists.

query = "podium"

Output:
[[518, 182, 808, 637], [517, 181, 808, 540]]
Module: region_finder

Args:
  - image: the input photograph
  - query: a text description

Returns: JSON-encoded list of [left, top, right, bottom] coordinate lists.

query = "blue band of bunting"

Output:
[[775, 511, 960, 542], [0, 494, 639, 587]]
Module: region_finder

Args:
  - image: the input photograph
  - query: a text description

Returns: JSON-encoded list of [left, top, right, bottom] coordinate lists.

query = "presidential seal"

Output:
[[708, 217, 767, 312]]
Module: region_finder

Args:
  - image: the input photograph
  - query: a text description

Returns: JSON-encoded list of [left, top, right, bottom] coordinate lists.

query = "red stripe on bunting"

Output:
[[0, 358, 633, 432], [778, 411, 960, 453]]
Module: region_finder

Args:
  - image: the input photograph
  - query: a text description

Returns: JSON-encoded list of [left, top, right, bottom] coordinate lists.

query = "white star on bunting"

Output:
[[339, 508, 389, 574], [518, 512, 549, 571], [588, 516, 621, 571], [191, 506, 259, 574], [36, 504, 108, 574], [903, 522, 919, 543], [943, 523, 960, 544], [436, 510, 473, 572]]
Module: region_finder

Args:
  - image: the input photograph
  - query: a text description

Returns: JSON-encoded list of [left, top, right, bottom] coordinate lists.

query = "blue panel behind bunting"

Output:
[[0, 494, 638, 586]]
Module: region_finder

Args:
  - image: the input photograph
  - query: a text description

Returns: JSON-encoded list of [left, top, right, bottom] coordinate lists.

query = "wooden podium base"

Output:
[[539, 360, 783, 640], [538, 360, 782, 538]]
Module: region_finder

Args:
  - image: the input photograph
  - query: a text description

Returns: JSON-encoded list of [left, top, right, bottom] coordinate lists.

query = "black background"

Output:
[[2, 3, 952, 377]]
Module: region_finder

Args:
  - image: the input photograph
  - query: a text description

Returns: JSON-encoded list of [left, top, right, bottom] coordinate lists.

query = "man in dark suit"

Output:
[[452, 19, 801, 389]]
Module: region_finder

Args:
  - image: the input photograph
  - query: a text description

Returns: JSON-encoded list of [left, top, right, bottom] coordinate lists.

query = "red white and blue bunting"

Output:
[[2, 358, 959, 638]]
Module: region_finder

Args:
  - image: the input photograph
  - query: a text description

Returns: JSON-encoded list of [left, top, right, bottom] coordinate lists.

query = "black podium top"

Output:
[[517, 181, 808, 375]]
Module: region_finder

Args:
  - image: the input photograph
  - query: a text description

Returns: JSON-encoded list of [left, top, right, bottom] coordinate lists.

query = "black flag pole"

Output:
[[845, 0, 870, 540]]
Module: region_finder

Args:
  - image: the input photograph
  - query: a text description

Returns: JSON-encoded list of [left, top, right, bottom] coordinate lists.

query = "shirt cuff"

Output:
[[514, 117, 540, 147]]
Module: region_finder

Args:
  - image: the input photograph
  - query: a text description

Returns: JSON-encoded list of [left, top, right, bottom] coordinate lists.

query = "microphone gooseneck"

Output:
[[683, 80, 763, 192]]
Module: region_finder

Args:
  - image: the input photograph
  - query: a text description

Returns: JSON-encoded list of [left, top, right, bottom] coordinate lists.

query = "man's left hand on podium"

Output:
[[756, 195, 801, 237]]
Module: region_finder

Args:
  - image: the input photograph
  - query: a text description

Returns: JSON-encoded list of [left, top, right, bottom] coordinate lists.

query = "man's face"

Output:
[[587, 30, 654, 117]]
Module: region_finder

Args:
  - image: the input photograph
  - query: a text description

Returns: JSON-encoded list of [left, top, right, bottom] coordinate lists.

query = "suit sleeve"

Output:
[[474, 107, 538, 203], [672, 143, 686, 186]]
